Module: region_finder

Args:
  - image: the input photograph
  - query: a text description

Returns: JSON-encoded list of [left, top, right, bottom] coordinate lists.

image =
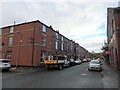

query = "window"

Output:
[[61, 43, 64, 50], [71, 42, 73, 50], [56, 32, 58, 39], [61, 36, 63, 41], [61, 36, 64, 50], [10, 27, 14, 33], [48, 54, 53, 60], [8, 37, 13, 46], [42, 40, 46, 46], [0, 28, 2, 35], [55, 41, 58, 49], [6, 51, 12, 60], [41, 52, 46, 62], [41, 35, 46, 46], [42, 25, 46, 32]]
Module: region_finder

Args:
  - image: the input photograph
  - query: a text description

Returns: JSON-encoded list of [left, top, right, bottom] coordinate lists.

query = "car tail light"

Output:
[[0, 62, 3, 65]]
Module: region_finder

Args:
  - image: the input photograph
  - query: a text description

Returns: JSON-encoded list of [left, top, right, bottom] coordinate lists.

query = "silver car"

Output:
[[75, 59, 82, 65], [0, 59, 11, 71], [88, 60, 102, 71]]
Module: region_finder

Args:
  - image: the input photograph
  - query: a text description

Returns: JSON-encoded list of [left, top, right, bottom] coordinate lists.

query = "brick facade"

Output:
[[107, 7, 120, 70], [1, 20, 90, 66]]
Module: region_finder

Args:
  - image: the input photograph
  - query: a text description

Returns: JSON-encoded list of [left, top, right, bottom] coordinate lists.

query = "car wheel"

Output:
[[6, 69, 9, 71], [46, 65, 50, 70], [59, 65, 63, 70], [88, 68, 91, 71]]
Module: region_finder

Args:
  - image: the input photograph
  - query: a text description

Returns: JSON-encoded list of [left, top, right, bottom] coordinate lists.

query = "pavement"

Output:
[[10, 66, 45, 73], [102, 60, 119, 88]]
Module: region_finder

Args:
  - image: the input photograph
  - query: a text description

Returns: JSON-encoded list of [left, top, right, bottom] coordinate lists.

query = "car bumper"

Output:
[[0, 67, 10, 70], [88, 67, 101, 70]]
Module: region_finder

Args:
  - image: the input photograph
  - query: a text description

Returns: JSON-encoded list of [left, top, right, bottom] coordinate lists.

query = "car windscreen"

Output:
[[53, 56, 65, 60], [90, 60, 100, 64], [58, 56, 65, 60], [76, 59, 80, 61]]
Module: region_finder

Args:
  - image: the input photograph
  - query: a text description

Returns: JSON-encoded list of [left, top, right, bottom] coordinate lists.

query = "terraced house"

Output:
[[107, 7, 120, 70], [1, 20, 90, 67]]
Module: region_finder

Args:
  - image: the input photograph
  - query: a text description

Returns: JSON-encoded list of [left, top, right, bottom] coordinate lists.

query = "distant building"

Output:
[[1, 20, 90, 66], [107, 7, 120, 70]]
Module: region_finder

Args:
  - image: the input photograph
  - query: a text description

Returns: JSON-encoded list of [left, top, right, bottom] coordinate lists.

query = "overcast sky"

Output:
[[0, 0, 119, 53]]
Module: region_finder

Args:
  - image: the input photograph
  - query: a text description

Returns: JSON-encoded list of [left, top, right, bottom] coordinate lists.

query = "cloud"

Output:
[[1, 1, 119, 53]]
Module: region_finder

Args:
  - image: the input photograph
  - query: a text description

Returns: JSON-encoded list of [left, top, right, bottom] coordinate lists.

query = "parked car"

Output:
[[64, 59, 70, 67], [0, 59, 11, 71], [87, 58, 91, 62], [88, 60, 102, 71], [69, 59, 75, 66], [82, 59, 87, 62], [75, 59, 82, 65]]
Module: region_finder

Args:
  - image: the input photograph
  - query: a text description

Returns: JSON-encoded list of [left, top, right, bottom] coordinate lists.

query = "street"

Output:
[[2, 62, 106, 88]]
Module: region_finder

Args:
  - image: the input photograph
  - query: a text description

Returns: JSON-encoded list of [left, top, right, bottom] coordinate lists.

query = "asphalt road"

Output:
[[2, 62, 104, 88]]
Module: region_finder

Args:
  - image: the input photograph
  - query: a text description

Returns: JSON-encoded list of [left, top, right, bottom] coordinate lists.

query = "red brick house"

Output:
[[107, 7, 120, 70], [1, 20, 89, 67]]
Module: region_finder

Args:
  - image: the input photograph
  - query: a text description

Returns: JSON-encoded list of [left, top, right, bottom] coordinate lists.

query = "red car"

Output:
[[82, 59, 87, 62]]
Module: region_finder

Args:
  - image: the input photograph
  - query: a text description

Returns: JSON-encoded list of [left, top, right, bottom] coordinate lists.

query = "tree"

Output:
[[101, 42, 109, 62]]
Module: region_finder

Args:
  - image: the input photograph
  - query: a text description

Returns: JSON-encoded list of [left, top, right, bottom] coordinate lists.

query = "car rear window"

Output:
[[90, 60, 100, 64], [0, 60, 10, 63]]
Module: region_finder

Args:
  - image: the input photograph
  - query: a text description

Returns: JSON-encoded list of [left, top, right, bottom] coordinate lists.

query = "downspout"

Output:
[[32, 22, 36, 66]]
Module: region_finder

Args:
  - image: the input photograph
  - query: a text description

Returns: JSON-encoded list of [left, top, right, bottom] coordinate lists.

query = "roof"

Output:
[[1, 20, 47, 29], [1, 20, 89, 53]]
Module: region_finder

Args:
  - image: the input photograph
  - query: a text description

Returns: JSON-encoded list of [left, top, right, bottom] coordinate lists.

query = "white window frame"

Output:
[[41, 52, 46, 62], [6, 51, 12, 60], [8, 37, 13, 46], [55, 41, 58, 49], [10, 27, 14, 33], [61, 36, 63, 41], [42, 25, 46, 32], [61, 43, 64, 50], [71, 42, 73, 50], [42, 39, 46, 46], [56, 32, 58, 39]]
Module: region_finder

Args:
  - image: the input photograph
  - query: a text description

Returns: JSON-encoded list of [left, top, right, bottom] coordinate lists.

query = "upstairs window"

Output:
[[61, 36, 63, 41], [8, 37, 13, 47], [61, 36, 64, 50], [61, 43, 64, 50], [10, 27, 14, 33], [0, 29, 2, 35], [42, 25, 46, 32], [55, 41, 58, 49], [56, 32, 58, 39], [41, 37, 46, 46], [41, 35, 46, 46]]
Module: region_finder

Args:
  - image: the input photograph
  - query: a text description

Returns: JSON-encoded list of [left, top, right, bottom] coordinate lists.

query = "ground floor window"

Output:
[[41, 52, 46, 62], [6, 51, 12, 60]]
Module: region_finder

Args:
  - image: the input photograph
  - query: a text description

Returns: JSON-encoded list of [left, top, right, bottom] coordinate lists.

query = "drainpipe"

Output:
[[32, 22, 36, 66], [16, 31, 20, 67]]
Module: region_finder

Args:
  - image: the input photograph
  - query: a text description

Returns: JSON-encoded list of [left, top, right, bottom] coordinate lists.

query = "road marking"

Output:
[[81, 73, 87, 76]]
